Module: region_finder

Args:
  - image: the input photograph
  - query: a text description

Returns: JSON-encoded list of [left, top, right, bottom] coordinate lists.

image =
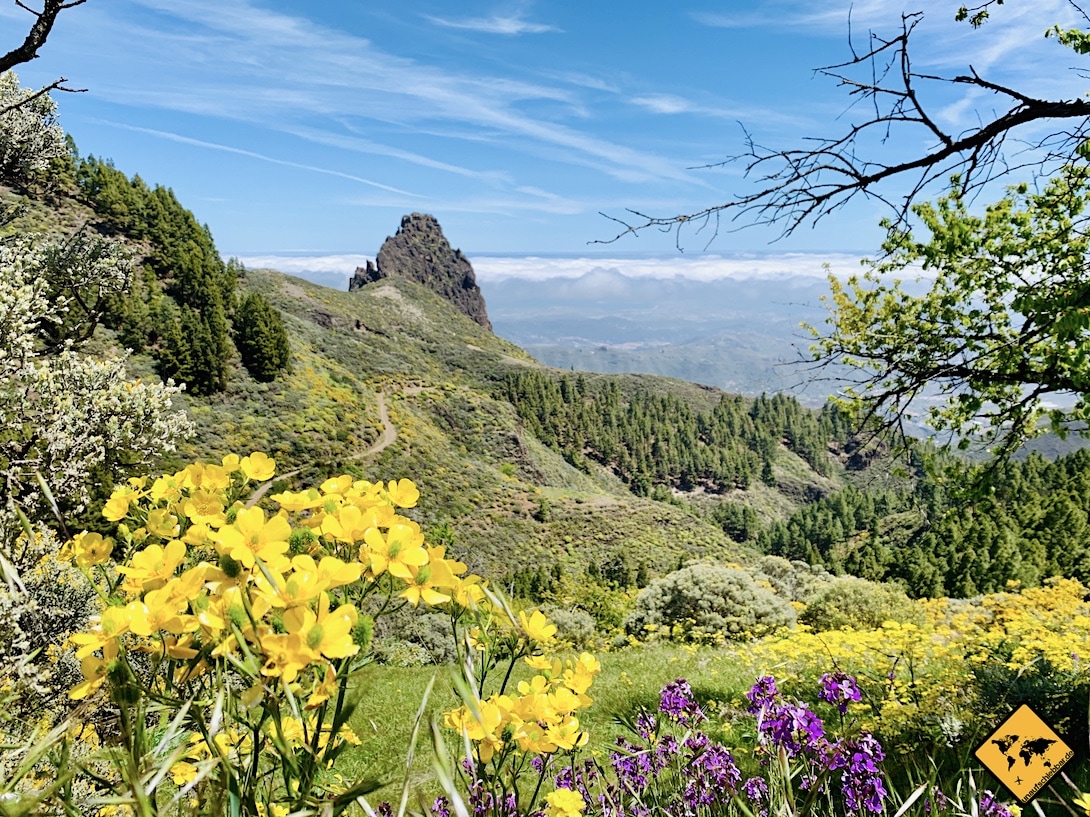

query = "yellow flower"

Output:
[[314, 555, 363, 590], [401, 561, 454, 607], [385, 478, 420, 508], [170, 761, 199, 786], [70, 606, 130, 658], [363, 522, 427, 580], [306, 662, 338, 709], [272, 716, 307, 745], [213, 506, 291, 571], [63, 531, 114, 567], [320, 474, 353, 495], [322, 503, 390, 543], [257, 555, 317, 605], [562, 653, 601, 697], [283, 595, 360, 660], [118, 540, 187, 595], [445, 698, 509, 763], [452, 575, 487, 608], [221, 453, 241, 473], [428, 545, 467, 577], [69, 639, 118, 700], [258, 632, 312, 684], [240, 452, 276, 481], [149, 473, 184, 504], [525, 655, 558, 672], [182, 491, 227, 527], [103, 485, 141, 522], [545, 788, 585, 817], [146, 508, 179, 539], [1073, 791, 1090, 816], [519, 609, 557, 643], [272, 487, 324, 513]]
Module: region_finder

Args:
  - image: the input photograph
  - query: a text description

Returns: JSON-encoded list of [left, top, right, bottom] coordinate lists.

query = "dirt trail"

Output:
[[358, 392, 396, 457], [245, 391, 398, 507]]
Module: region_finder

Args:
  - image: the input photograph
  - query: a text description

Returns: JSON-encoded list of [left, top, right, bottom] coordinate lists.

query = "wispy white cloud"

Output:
[[424, 12, 560, 36], [84, 0, 697, 189], [692, 0, 1086, 160], [629, 92, 812, 130], [283, 124, 513, 185], [545, 70, 620, 93], [341, 190, 586, 216], [450, 252, 869, 282], [96, 120, 422, 196], [631, 94, 693, 115]]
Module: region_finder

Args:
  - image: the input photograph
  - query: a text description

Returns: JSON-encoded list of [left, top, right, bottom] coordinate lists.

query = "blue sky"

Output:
[[10, 0, 1083, 262]]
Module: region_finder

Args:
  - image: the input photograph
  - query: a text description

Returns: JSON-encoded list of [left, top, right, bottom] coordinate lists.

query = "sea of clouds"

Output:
[[232, 251, 875, 290]]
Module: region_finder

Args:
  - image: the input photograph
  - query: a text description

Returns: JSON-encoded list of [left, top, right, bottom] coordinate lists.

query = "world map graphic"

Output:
[[991, 734, 1058, 773]]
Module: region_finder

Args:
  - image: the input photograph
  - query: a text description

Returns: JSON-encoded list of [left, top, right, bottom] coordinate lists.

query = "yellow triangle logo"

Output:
[[974, 704, 1075, 804]]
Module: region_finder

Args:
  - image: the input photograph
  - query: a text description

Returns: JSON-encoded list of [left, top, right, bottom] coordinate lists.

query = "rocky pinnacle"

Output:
[[349, 213, 492, 331]]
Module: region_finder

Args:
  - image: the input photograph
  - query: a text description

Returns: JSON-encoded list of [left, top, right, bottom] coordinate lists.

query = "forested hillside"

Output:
[[497, 372, 849, 493], [9, 145, 293, 394]]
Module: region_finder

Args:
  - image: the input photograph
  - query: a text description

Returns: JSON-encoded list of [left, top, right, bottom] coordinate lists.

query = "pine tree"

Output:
[[235, 291, 292, 382]]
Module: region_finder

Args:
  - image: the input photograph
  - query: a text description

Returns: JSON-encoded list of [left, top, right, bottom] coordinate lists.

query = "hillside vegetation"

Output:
[[10, 132, 1090, 620]]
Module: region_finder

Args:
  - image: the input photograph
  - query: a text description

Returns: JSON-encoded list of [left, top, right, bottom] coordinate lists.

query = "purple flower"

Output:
[[659, 679, 706, 724], [757, 700, 826, 758], [377, 804, 393, 817], [839, 732, 887, 814], [654, 734, 680, 768], [635, 712, 657, 741], [819, 672, 862, 714], [979, 791, 1014, 817], [695, 743, 741, 792], [742, 777, 769, 817], [745, 676, 780, 713], [611, 737, 654, 791], [431, 797, 451, 817], [924, 787, 950, 814], [742, 776, 768, 802]]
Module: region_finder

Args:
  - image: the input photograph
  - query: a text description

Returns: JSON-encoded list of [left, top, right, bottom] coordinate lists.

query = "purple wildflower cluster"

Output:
[[659, 678, 706, 725], [920, 786, 1013, 817], [553, 680, 747, 817], [746, 674, 887, 814], [431, 781, 520, 817], [819, 671, 863, 714], [979, 791, 1015, 817]]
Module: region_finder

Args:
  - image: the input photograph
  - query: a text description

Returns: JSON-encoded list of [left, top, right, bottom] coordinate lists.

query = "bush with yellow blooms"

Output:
[[47, 452, 496, 816]]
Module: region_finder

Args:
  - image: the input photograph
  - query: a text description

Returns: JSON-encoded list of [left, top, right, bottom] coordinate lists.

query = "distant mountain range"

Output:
[[481, 267, 840, 403]]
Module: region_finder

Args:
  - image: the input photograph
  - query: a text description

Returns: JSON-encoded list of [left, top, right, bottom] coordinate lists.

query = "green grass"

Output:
[[339, 643, 762, 808]]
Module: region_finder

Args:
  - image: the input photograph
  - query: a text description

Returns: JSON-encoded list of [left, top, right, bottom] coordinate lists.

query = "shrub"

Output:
[[752, 555, 834, 603], [624, 563, 796, 642], [799, 576, 923, 631], [541, 604, 597, 648]]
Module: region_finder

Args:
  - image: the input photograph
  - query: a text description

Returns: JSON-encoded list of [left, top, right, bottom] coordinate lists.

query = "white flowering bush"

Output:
[[0, 70, 66, 184], [0, 72, 192, 736]]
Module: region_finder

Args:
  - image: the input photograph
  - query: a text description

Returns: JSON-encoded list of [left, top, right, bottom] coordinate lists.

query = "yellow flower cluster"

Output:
[[65, 454, 485, 704], [727, 578, 1090, 745], [445, 652, 600, 762], [968, 577, 1090, 672]]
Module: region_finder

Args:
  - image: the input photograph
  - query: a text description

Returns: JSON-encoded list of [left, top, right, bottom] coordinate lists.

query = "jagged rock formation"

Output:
[[349, 213, 492, 330]]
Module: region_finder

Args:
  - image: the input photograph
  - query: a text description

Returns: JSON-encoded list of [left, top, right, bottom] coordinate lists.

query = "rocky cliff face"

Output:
[[349, 213, 492, 331]]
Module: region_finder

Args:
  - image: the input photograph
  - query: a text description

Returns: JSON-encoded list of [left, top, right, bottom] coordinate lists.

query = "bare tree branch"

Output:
[[597, 8, 1090, 248], [0, 0, 85, 74], [0, 76, 83, 117]]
